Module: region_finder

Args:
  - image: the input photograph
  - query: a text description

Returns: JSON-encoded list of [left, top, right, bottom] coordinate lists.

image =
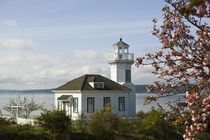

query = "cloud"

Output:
[[0, 38, 36, 49], [0, 50, 109, 89], [74, 50, 107, 64], [132, 65, 158, 85], [0, 20, 152, 40], [0, 49, 157, 89], [3, 20, 18, 27]]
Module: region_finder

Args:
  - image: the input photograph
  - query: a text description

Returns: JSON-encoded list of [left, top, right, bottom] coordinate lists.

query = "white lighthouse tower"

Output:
[[108, 38, 136, 116]]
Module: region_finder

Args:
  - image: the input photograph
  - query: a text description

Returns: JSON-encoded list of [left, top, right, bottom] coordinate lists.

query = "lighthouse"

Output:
[[108, 38, 136, 116], [108, 38, 135, 88]]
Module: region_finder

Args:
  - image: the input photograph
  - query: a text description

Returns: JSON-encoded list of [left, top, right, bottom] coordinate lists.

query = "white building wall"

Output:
[[81, 91, 130, 117], [54, 90, 135, 119], [111, 63, 131, 83], [117, 64, 131, 83], [110, 64, 117, 82], [123, 83, 136, 117], [54, 92, 82, 120], [129, 92, 136, 116]]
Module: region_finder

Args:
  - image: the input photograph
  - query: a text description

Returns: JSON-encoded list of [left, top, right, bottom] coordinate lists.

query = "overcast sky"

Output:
[[0, 0, 166, 89]]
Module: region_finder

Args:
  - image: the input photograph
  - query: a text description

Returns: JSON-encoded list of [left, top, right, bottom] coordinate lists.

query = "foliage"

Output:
[[0, 118, 49, 140], [0, 117, 16, 126], [1, 107, 209, 140], [136, 110, 146, 119], [136, 0, 210, 139], [116, 118, 134, 139], [89, 103, 120, 139], [3, 96, 43, 119], [143, 108, 182, 140], [134, 108, 183, 140], [74, 112, 88, 134], [196, 118, 210, 140], [36, 109, 71, 139]]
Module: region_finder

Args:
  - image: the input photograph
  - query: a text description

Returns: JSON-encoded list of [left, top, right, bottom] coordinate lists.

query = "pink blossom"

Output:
[[136, 1, 210, 139], [152, 18, 157, 23]]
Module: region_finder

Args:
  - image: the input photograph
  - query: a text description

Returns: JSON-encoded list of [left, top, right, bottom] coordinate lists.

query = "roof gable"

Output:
[[57, 95, 72, 100], [54, 74, 130, 92], [113, 38, 129, 47]]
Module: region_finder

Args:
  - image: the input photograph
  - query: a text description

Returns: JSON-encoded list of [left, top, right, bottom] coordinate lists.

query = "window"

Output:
[[73, 98, 78, 113], [125, 48, 128, 53], [119, 54, 122, 59], [119, 47, 122, 53], [87, 97, 94, 113], [125, 70, 131, 82], [94, 82, 104, 89], [104, 97, 110, 108], [62, 101, 70, 114], [119, 97, 125, 111], [114, 48, 118, 53]]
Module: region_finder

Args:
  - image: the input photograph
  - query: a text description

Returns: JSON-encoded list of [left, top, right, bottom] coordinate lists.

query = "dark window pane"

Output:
[[73, 98, 78, 113], [104, 97, 110, 108], [119, 97, 125, 111], [94, 82, 104, 89], [87, 97, 94, 113], [126, 70, 131, 82]]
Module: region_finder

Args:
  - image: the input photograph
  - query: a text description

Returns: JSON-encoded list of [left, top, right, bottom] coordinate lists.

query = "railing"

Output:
[[108, 53, 134, 62]]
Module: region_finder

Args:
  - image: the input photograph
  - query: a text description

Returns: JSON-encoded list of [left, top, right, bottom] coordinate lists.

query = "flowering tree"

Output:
[[136, 0, 210, 139]]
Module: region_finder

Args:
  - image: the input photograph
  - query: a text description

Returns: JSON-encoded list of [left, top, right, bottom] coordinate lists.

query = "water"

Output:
[[0, 92, 54, 116], [0, 92, 185, 116], [136, 93, 185, 111]]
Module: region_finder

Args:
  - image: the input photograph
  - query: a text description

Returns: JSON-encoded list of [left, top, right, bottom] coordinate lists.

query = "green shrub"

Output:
[[0, 117, 16, 126], [0, 107, 190, 140], [136, 110, 146, 119], [36, 109, 71, 139], [0, 124, 49, 140], [73, 112, 88, 134], [134, 107, 182, 140], [89, 104, 121, 140]]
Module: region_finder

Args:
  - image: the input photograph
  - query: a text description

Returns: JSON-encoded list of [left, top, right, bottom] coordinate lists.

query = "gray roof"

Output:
[[113, 38, 129, 47], [54, 74, 130, 92], [57, 95, 72, 100]]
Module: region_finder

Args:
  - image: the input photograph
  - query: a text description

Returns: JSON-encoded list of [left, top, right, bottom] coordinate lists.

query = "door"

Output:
[[62, 101, 72, 117]]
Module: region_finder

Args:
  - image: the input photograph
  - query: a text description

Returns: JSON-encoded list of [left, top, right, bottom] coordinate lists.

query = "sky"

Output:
[[0, 0, 166, 90]]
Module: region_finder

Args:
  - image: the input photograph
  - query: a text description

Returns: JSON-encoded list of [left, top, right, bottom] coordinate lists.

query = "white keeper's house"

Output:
[[53, 38, 136, 120]]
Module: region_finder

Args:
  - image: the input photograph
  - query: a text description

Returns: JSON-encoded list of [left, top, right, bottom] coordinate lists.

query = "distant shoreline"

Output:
[[0, 89, 53, 94], [0, 84, 188, 94]]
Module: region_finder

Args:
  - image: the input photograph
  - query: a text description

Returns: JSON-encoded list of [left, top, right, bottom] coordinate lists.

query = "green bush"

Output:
[[134, 107, 183, 140], [0, 117, 16, 126], [36, 109, 71, 139], [0, 107, 194, 140], [72, 112, 88, 134], [0, 123, 49, 140], [89, 104, 121, 140], [136, 110, 145, 119]]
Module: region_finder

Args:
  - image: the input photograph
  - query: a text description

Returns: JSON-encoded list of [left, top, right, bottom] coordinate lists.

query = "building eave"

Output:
[[81, 90, 130, 93], [52, 90, 81, 93], [52, 89, 130, 93], [107, 60, 134, 64]]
